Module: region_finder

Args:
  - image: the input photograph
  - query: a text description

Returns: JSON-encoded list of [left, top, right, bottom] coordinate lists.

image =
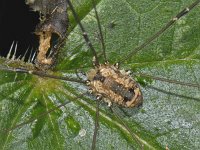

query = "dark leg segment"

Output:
[[66, 0, 100, 66], [91, 99, 100, 150], [120, 0, 200, 63]]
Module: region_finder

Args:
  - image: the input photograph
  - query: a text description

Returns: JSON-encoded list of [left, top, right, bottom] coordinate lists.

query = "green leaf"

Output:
[[1, 0, 200, 149]]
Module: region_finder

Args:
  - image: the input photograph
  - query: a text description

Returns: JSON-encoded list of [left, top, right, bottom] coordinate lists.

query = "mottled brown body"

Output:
[[87, 63, 143, 108]]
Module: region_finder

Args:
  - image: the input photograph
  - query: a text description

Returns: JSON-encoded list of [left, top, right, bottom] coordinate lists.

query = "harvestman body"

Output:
[[86, 62, 143, 108], [67, 0, 200, 149], [0, 0, 200, 149]]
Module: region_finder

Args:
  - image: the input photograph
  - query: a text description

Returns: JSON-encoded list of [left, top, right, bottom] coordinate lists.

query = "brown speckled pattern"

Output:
[[87, 63, 143, 107]]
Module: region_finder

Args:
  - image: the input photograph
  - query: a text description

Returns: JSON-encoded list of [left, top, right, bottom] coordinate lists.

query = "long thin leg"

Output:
[[120, 0, 200, 63], [2, 92, 87, 132], [92, 0, 107, 62], [91, 99, 100, 150], [3, 101, 70, 132], [0, 65, 85, 84], [132, 72, 200, 88], [148, 85, 200, 101], [110, 107, 144, 150], [67, 0, 99, 66]]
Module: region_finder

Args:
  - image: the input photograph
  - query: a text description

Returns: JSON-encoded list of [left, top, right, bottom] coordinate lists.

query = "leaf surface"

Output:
[[0, 0, 200, 149]]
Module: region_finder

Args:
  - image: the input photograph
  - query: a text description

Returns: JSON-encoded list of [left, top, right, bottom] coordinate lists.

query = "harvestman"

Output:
[[0, 0, 200, 149]]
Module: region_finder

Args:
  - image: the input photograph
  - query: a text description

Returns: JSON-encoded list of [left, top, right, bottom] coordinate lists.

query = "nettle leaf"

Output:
[[0, 0, 200, 149]]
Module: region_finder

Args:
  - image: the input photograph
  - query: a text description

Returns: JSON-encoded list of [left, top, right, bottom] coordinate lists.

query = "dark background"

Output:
[[0, 0, 39, 60]]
